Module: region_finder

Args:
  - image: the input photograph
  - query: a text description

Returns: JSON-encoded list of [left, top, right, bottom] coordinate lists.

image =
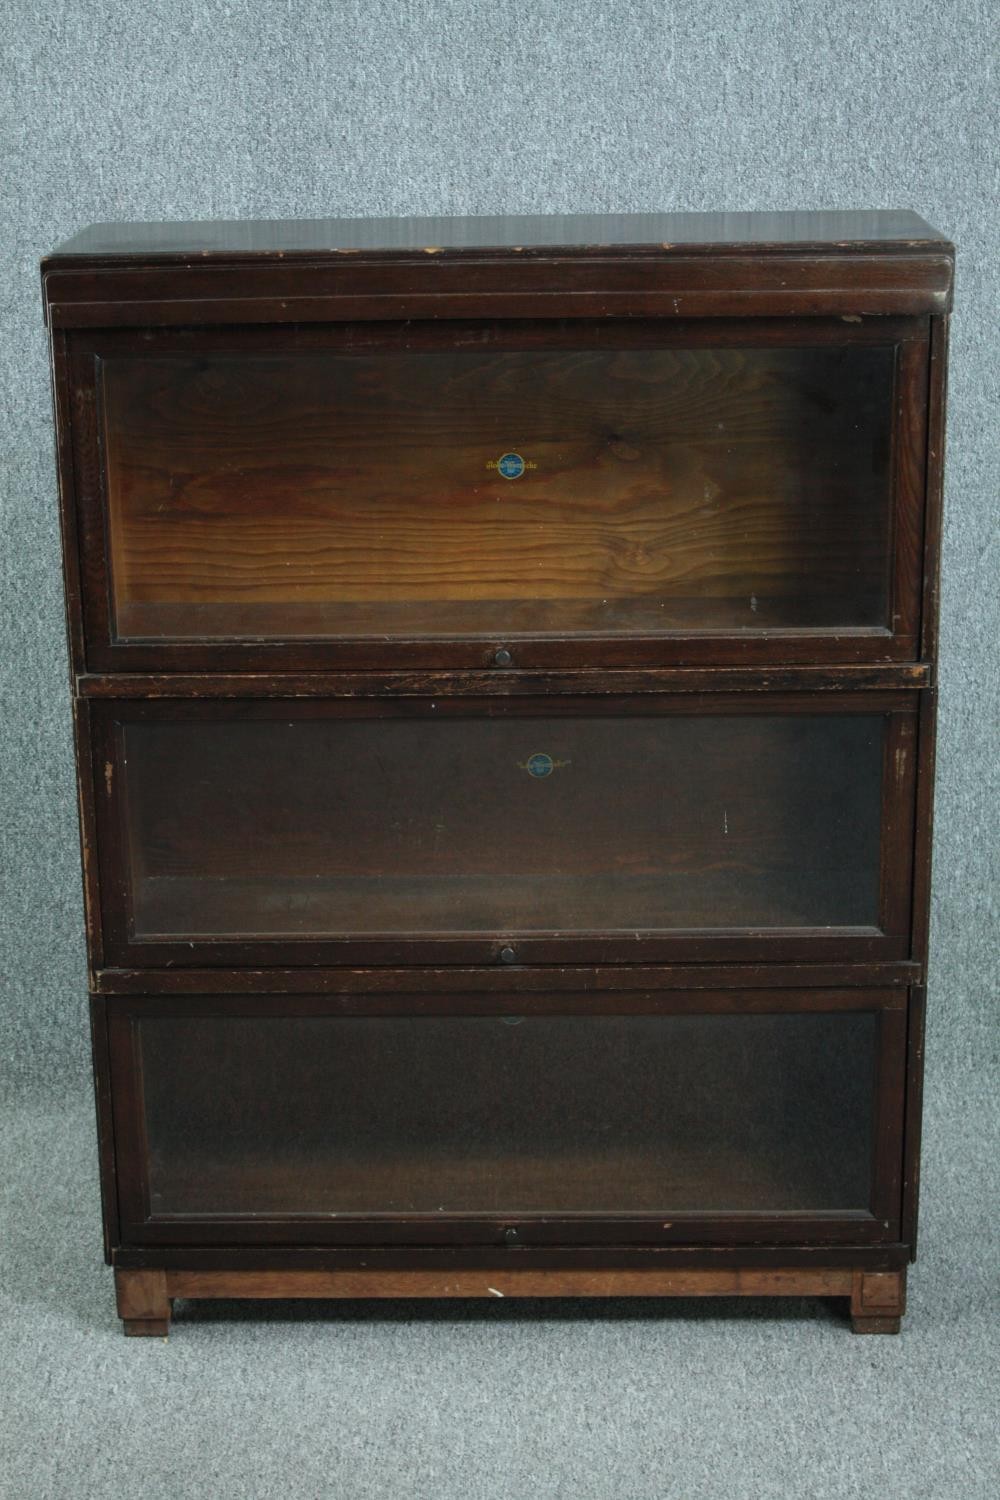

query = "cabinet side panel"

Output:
[[72, 697, 104, 974], [902, 315, 946, 1257], [909, 319, 948, 966], [911, 687, 939, 968], [920, 315, 950, 664], [890, 334, 930, 652], [46, 326, 87, 676], [901, 985, 927, 1256], [88, 994, 119, 1258]]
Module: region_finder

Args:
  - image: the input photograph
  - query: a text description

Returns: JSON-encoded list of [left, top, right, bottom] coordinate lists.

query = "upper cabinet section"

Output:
[[44, 212, 952, 672]]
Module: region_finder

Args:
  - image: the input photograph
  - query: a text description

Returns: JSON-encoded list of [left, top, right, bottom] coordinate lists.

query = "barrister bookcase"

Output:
[[41, 211, 952, 1336]]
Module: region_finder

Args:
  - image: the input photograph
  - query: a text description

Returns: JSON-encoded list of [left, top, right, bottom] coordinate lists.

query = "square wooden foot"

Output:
[[850, 1270, 905, 1334], [123, 1317, 171, 1337], [851, 1315, 902, 1335], [115, 1269, 172, 1337]]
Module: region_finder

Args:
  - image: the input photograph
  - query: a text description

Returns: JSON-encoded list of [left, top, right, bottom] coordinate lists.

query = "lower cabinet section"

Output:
[[102, 988, 906, 1253]]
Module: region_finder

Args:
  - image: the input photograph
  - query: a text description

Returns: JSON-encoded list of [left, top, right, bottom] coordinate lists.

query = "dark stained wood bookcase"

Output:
[[41, 211, 952, 1336]]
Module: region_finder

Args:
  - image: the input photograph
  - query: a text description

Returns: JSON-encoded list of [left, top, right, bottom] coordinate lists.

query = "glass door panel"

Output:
[[95, 327, 899, 651], [94, 697, 913, 965], [108, 996, 897, 1241]]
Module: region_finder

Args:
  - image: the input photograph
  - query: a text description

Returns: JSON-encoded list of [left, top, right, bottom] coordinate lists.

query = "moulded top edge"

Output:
[[41, 210, 954, 265]]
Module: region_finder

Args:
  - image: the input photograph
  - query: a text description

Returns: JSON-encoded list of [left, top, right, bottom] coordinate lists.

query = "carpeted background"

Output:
[[1, 3, 997, 1497]]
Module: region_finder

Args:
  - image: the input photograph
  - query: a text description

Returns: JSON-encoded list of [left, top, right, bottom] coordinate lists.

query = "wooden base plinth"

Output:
[[114, 1266, 907, 1337]]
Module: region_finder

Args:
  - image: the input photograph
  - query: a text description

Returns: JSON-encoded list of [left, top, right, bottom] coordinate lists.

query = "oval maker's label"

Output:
[[518, 752, 571, 778], [486, 452, 537, 479]]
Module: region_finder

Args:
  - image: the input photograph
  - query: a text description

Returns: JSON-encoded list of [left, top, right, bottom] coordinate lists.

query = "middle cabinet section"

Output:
[[91, 692, 917, 967]]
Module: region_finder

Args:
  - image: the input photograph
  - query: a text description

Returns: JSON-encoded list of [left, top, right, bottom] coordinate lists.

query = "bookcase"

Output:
[[41, 211, 952, 1335]]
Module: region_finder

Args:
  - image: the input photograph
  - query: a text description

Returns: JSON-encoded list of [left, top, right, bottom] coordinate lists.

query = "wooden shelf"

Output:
[[132, 869, 879, 939], [114, 591, 889, 642], [147, 1141, 871, 1218]]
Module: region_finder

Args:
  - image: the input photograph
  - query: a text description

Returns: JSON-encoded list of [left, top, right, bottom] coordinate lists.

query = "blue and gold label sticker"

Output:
[[518, 752, 571, 778], [486, 452, 537, 479]]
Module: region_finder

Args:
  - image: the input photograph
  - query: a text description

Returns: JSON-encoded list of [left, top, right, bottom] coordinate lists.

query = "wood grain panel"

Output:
[[101, 344, 893, 634]]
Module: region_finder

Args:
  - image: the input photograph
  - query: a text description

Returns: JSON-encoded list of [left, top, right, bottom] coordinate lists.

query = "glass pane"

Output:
[[136, 1010, 876, 1216], [102, 338, 894, 641], [121, 712, 884, 939]]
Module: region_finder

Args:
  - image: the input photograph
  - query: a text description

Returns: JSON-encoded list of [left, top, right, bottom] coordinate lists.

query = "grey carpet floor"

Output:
[[1, 1064, 997, 1500]]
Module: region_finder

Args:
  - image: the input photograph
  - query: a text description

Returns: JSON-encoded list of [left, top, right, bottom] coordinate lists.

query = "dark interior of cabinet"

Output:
[[135, 1010, 877, 1217], [119, 712, 885, 939], [101, 336, 895, 642]]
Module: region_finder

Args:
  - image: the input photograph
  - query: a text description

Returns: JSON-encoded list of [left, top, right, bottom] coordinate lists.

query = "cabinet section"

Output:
[[91, 693, 917, 967], [68, 320, 928, 670], [104, 989, 905, 1246]]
